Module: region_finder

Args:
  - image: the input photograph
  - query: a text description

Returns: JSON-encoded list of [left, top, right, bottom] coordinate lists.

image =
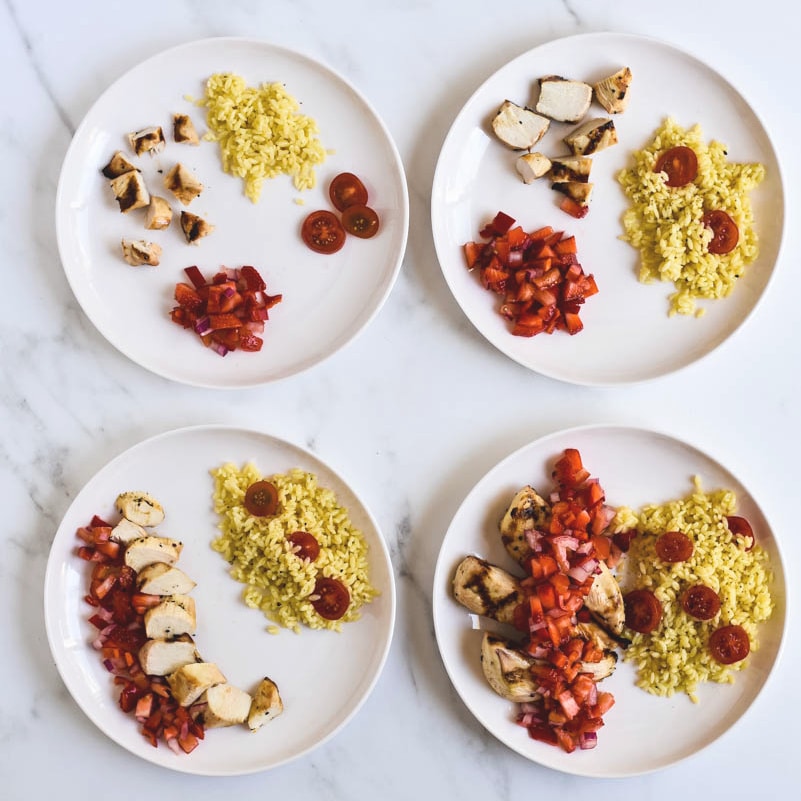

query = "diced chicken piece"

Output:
[[499, 486, 551, 565], [515, 152, 552, 184], [576, 620, 629, 651], [144, 594, 197, 639], [535, 75, 593, 123], [101, 151, 139, 179], [180, 211, 214, 244], [247, 677, 283, 731], [173, 113, 200, 145], [549, 156, 593, 183], [138, 635, 199, 676], [123, 535, 182, 572], [552, 181, 594, 205], [593, 67, 633, 114], [109, 170, 150, 213], [110, 517, 147, 545], [481, 633, 541, 703], [452, 555, 524, 626], [164, 163, 203, 205], [491, 100, 550, 150], [585, 561, 626, 636], [115, 491, 165, 527], [564, 117, 618, 155], [137, 562, 197, 595], [168, 662, 226, 707], [145, 196, 173, 230], [128, 126, 166, 157], [199, 684, 253, 729], [120, 238, 162, 267]]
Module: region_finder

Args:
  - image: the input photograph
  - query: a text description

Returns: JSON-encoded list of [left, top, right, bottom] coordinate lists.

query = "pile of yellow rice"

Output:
[[617, 117, 765, 316], [201, 73, 327, 202], [211, 463, 378, 633], [613, 479, 773, 702]]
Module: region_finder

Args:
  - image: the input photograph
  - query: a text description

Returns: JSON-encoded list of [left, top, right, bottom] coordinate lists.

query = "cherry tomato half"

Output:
[[680, 584, 721, 621], [654, 531, 694, 562], [709, 624, 750, 664], [624, 589, 663, 634], [726, 515, 755, 550], [654, 145, 698, 187], [244, 480, 279, 517], [702, 210, 739, 254], [287, 531, 320, 562], [329, 172, 368, 212], [301, 210, 346, 254], [612, 529, 638, 553], [310, 576, 350, 620], [341, 204, 380, 239]]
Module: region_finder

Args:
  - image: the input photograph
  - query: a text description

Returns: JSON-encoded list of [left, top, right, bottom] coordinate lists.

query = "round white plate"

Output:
[[56, 38, 409, 388], [432, 424, 786, 777], [44, 425, 395, 775], [431, 32, 784, 385]]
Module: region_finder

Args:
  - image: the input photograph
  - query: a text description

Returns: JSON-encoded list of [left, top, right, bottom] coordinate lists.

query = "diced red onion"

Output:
[[580, 731, 598, 750], [508, 249, 523, 266], [210, 341, 229, 357], [194, 316, 211, 335]]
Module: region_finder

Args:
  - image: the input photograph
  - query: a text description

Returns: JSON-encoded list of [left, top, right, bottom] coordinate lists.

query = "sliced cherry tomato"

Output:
[[287, 531, 320, 562], [301, 210, 346, 254], [310, 576, 350, 620], [654, 531, 694, 562], [341, 204, 380, 239], [709, 624, 750, 664], [726, 515, 755, 550], [680, 584, 721, 621], [702, 210, 739, 254], [243, 480, 279, 517], [329, 172, 368, 211], [624, 589, 662, 633], [612, 529, 638, 553], [654, 145, 698, 187]]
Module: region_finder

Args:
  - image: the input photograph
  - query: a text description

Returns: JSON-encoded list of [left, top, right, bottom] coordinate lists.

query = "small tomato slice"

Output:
[[709, 624, 750, 664], [329, 172, 368, 211], [654, 145, 698, 187], [243, 480, 279, 517], [680, 584, 721, 621], [624, 589, 662, 634], [654, 530, 694, 562], [302, 210, 346, 254], [311, 576, 350, 620], [726, 515, 755, 550], [287, 531, 320, 562], [702, 210, 739, 254], [341, 204, 380, 239]]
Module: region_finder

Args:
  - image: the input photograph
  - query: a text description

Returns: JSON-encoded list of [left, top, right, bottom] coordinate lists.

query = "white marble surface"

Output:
[[2, 0, 799, 797]]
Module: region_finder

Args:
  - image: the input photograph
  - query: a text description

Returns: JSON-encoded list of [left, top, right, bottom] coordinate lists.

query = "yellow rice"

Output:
[[617, 117, 764, 316], [211, 463, 378, 633], [612, 478, 773, 702], [201, 73, 327, 202]]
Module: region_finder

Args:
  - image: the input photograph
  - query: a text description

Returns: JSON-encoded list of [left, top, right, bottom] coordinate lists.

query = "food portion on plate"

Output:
[[210, 463, 379, 633]]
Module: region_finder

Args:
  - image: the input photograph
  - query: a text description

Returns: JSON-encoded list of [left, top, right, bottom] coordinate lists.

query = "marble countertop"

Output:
[[3, 0, 798, 797]]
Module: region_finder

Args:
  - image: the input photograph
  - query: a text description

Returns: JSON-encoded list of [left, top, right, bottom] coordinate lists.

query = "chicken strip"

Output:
[[452, 555, 524, 626], [499, 486, 551, 565]]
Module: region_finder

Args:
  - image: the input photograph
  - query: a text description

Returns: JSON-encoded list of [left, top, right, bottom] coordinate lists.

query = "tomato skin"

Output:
[[654, 531, 694, 562], [680, 584, 721, 621], [243, 481, 280, 517], [302, 210, 346, 254], [624, 589, 663, 633], [287, 531, 320, 562], [654, 146, 698, 187], [709, 624, 750, 664], [329, 172, 368, 211], [702, 210, 739, 254], [341, 204, 380, 239], [726, 515, 755, 550], [311, 576, 350, 620]]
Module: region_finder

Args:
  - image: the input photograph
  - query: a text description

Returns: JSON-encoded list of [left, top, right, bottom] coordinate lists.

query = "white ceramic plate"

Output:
[[432, 425, 786, 777], [44, 425, 395, 775], [56, 38, 408, 388], [431, 32, 784, 385]]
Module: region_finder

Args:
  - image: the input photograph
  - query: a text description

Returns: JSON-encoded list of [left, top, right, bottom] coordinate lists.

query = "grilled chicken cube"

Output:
[[173, 113, 200, 145], [584, 561, 626, 636], [491, 100, 550, 150], [115, 491, 165, 527], [145, 196, 173, 230], [109, 170, 150, 213], [164, 163, 203, 205], [138, 635, 199, 676], [452, 555, 524, 626], [593, 67, 633, 114], [552, 181, 594, 205], [144, 594, 197, 639], [549, 156, 593, 183], [247, 677, 284, 731], [137, 562, 197, 596], [481, 633, 541, 703], [101, 151, 139, 179], [180, 211, 214, 244], [128, 126, 166, 157], [199, 684, 253, 729], [110, 517, 147, 545], [535, 75, 592, 123], [120, 238, 162, 267], [124, 536, 182, 572], [168, 662, 226, 707], [564, 117, 618, 155], [515, 152, 552, 184], [499, 486, 551, 565]]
